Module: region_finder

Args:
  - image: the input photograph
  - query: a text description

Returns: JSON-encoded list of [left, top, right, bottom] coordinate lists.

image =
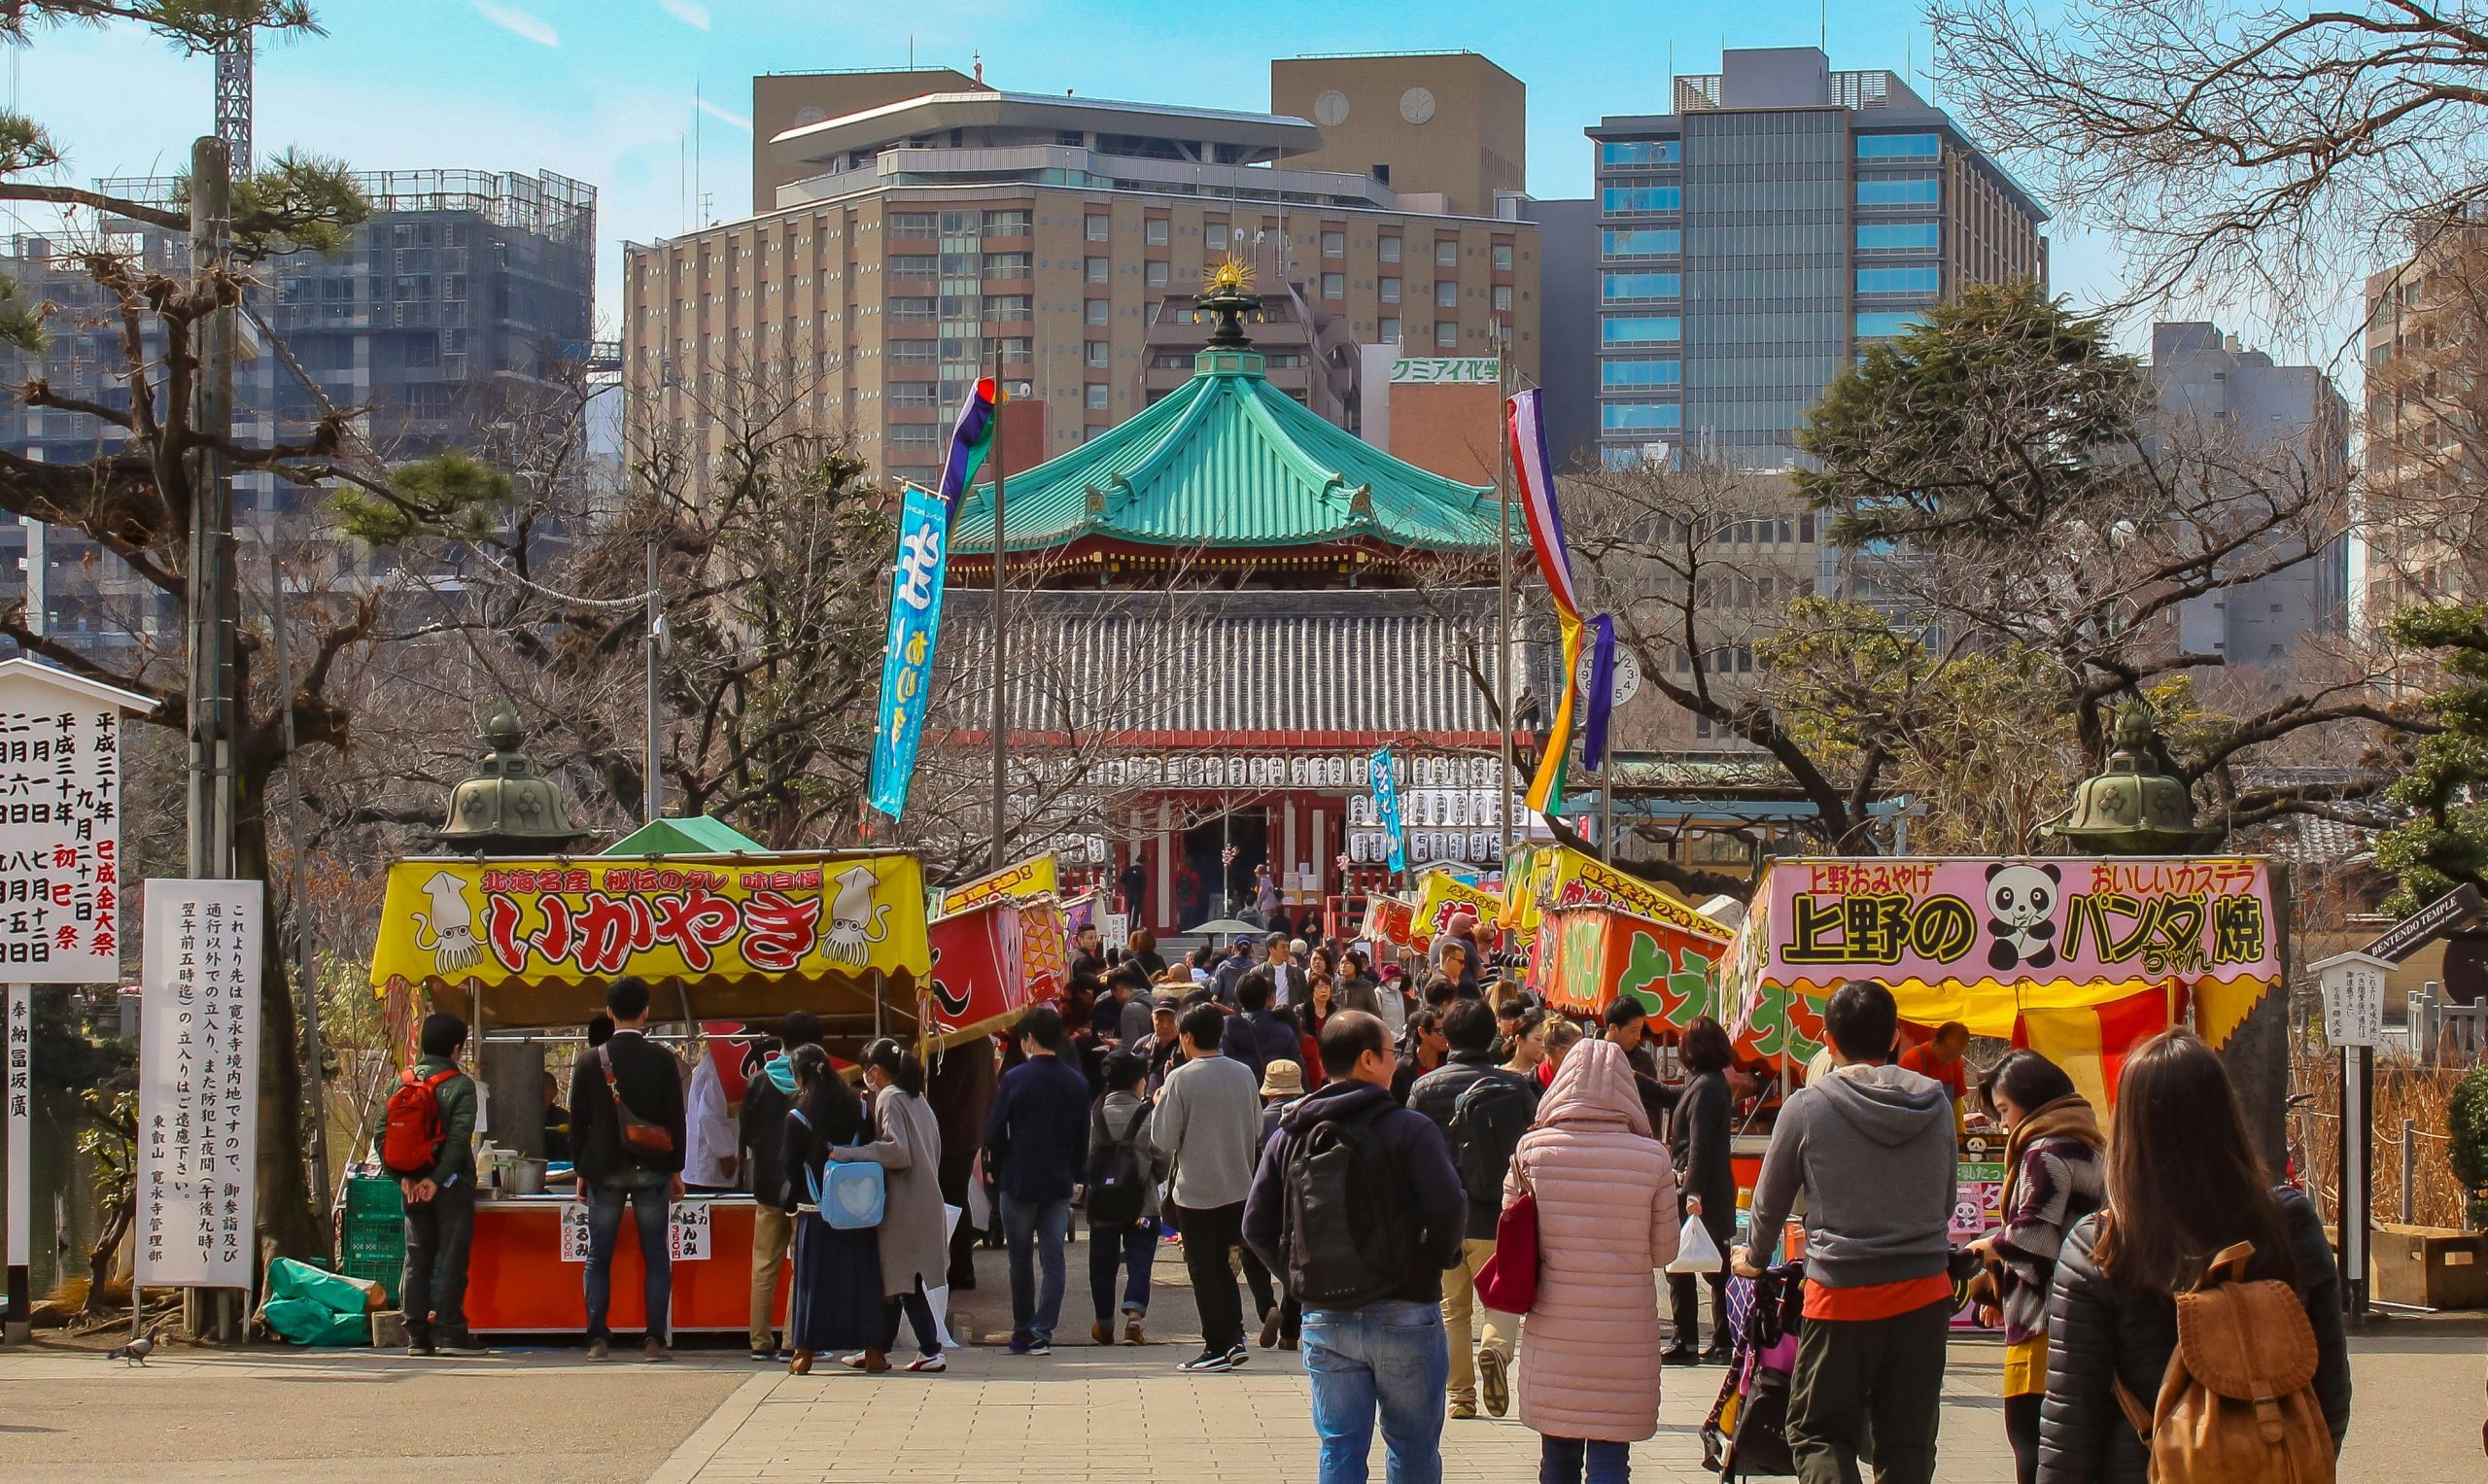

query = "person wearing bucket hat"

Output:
[[1244, 1060, 1311, 1350], [1259, 1060, 1307, 1100]]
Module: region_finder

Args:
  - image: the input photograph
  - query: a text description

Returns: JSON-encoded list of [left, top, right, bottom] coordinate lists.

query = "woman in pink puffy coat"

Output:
[[1503, 1036, 1682, 1483]]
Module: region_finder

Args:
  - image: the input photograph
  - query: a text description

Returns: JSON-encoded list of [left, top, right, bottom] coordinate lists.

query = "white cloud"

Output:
[[471, 1, 559, 50], [656, 0, 711, 30], [696, 96, 750, 132]]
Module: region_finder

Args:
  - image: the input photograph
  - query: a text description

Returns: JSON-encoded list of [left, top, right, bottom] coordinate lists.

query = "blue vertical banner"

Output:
[[1581, 612, 1618, 771], [868, 483, 952, 819], [1369, 744, 1406, 875]]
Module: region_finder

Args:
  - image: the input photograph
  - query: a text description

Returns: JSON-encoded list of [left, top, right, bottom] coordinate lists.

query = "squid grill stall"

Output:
[[367, 843, 942, 1338]]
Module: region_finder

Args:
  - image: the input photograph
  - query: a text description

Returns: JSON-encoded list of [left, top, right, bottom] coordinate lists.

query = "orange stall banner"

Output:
[[1531, 903, 1735, 1031]]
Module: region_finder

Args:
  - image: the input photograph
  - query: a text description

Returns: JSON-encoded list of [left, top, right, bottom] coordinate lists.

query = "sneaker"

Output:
[[1226, 1342, 1250, 1368], [403, 1340, 435, 1359], [1177, 1348, 1237, 1374], [644, 1340, 674, 1363], [585, 1338, 610, 1363], [1123, 1313, 1146, 1346], [1005, 1336, 1051, 1357], [748, 1348, 778, 1363], [436, 1336, 496, 1358], [903, 1352, 948, 1372], [1258, 1311, 1282, 1349], [1478, 1348, 1510, 1417], [1449, 1400, 1479, 1421]]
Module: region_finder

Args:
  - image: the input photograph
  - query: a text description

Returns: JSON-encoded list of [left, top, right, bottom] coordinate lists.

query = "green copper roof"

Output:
[[950, 348, 1500, 556], [601, 815, 769, 856]]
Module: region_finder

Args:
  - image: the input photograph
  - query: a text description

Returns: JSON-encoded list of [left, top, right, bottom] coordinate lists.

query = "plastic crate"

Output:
[[342, 1176, 405, 1219], [335, 1251, 401, 1305]]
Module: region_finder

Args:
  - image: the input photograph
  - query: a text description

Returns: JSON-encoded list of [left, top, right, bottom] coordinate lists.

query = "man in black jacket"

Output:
[[737, 1010, 819, 1362], [569, 976, 688, 1363], [1406, 999, 1538, 1419]]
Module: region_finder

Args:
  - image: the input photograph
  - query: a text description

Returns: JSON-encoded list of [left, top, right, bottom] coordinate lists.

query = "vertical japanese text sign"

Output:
[[0, 658, 151, 1327], [137, 880, 264, 1290]]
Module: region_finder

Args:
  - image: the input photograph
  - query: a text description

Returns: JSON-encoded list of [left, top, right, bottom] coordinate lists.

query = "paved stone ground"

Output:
[[1, 1236, 2478, 1483]]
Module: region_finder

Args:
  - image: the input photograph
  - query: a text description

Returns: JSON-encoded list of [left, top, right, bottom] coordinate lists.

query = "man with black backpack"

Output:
[[1406, 998, 1538, 1420], [1244, 1011, 1468, 1484], [569, 976, 688, 1363], [389, 1012, 481, 1357]]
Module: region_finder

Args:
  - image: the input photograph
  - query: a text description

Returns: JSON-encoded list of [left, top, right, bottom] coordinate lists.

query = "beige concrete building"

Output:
[[627, 66, 1539, 492], [1269, 52, 1526, 219], [2361, 224, 2488, 629]]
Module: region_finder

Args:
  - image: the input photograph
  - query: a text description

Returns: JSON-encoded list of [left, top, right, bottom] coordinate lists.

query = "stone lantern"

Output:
[[2044, 701, 2217, 855], [437, 697, 590, 854]]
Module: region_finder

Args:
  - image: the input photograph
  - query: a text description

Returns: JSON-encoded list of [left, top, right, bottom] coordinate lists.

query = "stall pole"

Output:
[[988, 338, 1010, 875], [2338, 1041, 2372, 1320], [5, 984, 29, 1343], [1496, 326, 1514, 870]]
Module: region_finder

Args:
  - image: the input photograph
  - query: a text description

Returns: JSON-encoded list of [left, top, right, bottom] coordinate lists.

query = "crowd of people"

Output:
[[380, 938, 2353, 1484]]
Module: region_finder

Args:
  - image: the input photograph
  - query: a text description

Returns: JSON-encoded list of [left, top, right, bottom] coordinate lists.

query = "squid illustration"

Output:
[[822, 865, 892, 966], [412, 871, 487, 974]]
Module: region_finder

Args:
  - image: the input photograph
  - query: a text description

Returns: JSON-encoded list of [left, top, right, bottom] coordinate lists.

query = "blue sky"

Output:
[[6, 0, 2353, 369]]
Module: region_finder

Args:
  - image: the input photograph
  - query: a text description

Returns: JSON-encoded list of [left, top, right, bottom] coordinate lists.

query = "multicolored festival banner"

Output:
[[921, 895, 1037, 1051], [1369, 744, 1407, 874], [867, 481, 953, 819], [1722, 856, 2279, 1063], [368, 852, 932, 1028], [937, 376, 999, 517], [1500, 843, 1736, 949], [1409, 869, 1503, 951], [1506, 389, 1583, 814], [936, 853, 1059, 917], [1580, 613, 1619, 772]]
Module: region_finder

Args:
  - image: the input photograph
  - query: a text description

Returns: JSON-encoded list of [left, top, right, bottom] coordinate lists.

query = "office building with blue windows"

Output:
[[1586, 48, 2047, 470]]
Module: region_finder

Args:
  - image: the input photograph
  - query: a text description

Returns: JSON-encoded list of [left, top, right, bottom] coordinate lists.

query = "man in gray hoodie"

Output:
[[1735, 979, 1956, 1484]]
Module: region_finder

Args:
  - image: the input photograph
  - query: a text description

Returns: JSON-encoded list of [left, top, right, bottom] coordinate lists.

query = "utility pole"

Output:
[[187, 135, 236, 884], [644, 537, 663, 823], [988, 343, 1009, 873], [214, 29, 252, 173], [265, 563, 328, 1207], [1496, 320, 1515, 870]]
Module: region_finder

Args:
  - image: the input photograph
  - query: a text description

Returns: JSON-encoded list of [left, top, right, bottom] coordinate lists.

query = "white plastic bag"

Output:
[[1667, 1212, 1723, 1275]]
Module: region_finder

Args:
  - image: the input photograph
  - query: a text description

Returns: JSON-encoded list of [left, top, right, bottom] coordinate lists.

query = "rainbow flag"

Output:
[[1507, 389, 1581, 813], [939, 377, 999, 517]]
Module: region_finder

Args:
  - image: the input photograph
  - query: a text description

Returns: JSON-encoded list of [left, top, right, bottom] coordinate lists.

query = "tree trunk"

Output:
[[85, 1189, 133, 1316], [233, 753, 323, 1263]]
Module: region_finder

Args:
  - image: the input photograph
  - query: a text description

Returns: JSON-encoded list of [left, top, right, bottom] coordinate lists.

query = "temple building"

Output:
[[943, 263, 1527, 934]]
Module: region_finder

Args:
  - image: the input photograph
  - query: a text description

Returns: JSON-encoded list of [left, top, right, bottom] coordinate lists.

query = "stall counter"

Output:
[[466, 1192, 789, 1336]]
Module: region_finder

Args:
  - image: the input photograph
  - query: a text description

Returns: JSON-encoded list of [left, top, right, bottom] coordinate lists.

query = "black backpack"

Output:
[[1445, 1072, 1536, 1206], [1085, 1102, 1153, 1226], [1278, 1099, 1415, 1309]]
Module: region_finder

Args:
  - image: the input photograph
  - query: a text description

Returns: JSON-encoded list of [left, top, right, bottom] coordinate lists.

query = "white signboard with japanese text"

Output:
[[559, 1198, 713, 1261], [0, 661, 140, 982], [2318, 952, 2390, 1049], [136, 880, 263, 1288]]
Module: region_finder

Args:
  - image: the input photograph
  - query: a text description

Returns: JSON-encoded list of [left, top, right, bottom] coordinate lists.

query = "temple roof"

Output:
[[950, 347, 1503, 558]]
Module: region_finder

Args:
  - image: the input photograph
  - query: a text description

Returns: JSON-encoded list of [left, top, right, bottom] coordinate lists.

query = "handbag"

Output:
[[1473, 1190, 1538, 1312], [597, 1045, 675, 1159], [1668, 1210, 1723, 1274], [793, 1110, 886, 1229]]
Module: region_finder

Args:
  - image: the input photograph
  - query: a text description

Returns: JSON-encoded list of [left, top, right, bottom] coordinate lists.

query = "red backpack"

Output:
[[382, 1067, 460, 1177]]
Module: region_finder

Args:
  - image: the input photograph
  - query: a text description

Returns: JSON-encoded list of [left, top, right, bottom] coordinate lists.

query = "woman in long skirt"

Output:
[[780, 1044, 884, 1373]]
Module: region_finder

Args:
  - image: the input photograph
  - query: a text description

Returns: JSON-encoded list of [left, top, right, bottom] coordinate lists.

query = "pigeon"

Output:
[[106, 1330, 156, 1366]]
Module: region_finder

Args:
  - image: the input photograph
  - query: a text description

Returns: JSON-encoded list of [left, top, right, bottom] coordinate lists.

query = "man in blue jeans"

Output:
[[1245, 1011, 1469, 1484], [567, 976, 688, 1362], [984, 1005, 1090, 1355]]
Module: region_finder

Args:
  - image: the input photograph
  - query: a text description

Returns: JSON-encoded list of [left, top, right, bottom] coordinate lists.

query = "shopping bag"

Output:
[[1668, 1212, 1723, 1274], [1474, 1191, 1538, 1312]]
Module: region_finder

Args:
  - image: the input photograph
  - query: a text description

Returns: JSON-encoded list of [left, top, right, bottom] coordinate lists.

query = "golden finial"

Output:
[[1205, 257, 1255, 294]]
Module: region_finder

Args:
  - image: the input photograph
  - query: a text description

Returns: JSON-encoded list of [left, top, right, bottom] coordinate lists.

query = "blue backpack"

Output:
[[790, 1109, 885, 1229]]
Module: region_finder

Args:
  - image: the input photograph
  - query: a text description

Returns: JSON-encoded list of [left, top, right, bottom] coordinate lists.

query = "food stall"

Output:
[[367, 847, 935, 1337], [1500, 843, 1730, 957]]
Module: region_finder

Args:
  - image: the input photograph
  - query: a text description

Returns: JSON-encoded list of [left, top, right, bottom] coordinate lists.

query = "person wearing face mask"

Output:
[[827, 1038, 950, 1373]]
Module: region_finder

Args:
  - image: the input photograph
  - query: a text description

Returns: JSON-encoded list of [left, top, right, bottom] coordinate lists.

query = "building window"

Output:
[[1855, 132, 1943, 159], [982, 209, 1030, 234], [984, 294, 1033, 322], [1493, 243, 1513, 271], [1435, 239, 1459, 267], [1602, 186, 1682, 213], [889, 424, 943, 449], [891, 296, 937, 321], [1856, 266, 1942, 294], [1603, 271, 1681, 300], [1855, 311, 1924, 339], [1379, 317, 1401, 343], [1494, 284, 1512, 312], [1322, 271, 1344, 298], [1086, 383, 1110, 410], [1599, 139, 1681, 166], [1856, 177, 1941, 206], [1603, 402, 1682, 431], [890, 212, 937, 237], [1855, 223, 1942, 252], [888, 255, 937, 278], [1602, 360, 1681, 387], [1434, 320, 1459, 348], [1086, 339, 1110, 367], [1145, 219, 1169, 246], [1377, 275, 1402, 305], [889, 339, 939, 363], [1435, 280, 1459, 308], [1146, 260, 1169, 287], [1602, 229, 1680, 257], [1207, 224, 1228, 251], [1086, 299, 1110, 326], [1086, 257, 1110, 284], [1322, 230, 1345, 259], [982, 252, 1032, 278], [1379, 236, 1401, 263], [1086, 215, 1111, 242], [1602, 315, 1681, 345], [1000, 336, 1033, 362]]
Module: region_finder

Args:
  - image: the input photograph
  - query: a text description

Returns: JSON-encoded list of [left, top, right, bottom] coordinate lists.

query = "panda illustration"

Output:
[[1985, 862, 2062, 972]]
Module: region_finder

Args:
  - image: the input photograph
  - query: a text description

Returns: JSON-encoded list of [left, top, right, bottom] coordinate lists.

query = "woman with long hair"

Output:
[[779, 1045, 883, 1374], [1661, 1016, 1737, 1365], [827, 1038, 949, 1373], [2037, 1031, 2349, 1482], [1967, 1051, 2104, 1484]]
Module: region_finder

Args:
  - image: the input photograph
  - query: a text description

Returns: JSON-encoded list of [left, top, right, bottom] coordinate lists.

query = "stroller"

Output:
[[1697, 1260, 1808, 1480]]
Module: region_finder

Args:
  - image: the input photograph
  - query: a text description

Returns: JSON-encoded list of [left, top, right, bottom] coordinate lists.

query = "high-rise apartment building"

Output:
[[1586, 48, 2047, 471], [1268, 52, 1526, 218], [626, 64, 1540, 491], [2149, 321, 2350, 665], [1, 169, 595, 649], [2361, 223, 2488, 626]]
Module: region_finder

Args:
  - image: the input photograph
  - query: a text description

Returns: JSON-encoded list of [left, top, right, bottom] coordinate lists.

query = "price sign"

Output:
[[559, 1197, 711, 1261]]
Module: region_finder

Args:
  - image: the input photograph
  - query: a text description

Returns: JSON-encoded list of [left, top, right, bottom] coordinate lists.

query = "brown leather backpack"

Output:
[[2114, 1240, 2334, 1484]]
